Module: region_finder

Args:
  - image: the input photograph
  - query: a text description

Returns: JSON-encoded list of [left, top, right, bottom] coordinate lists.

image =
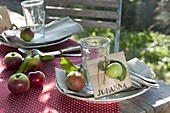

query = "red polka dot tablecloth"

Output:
[[0, 39, 120, 113]]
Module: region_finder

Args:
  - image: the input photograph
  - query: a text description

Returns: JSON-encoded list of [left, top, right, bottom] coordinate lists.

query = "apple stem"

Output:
[[11, 52, 16, 57], [78, 65, 82, 73], [30, 52, 36, 58], [10, 24, 18, 30], [16, 75, 21, 78]]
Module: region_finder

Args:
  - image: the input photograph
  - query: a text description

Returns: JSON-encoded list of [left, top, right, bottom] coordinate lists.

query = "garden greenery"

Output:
[[72, 28, 170, 84]]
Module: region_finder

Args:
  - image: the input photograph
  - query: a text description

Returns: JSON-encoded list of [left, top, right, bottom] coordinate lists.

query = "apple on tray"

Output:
[[20, 27, 34, 42], [28, 71, 45, 87], [66, 71, 85, 92], [8, 73, 30, 94], [4, 52, 23, 70]]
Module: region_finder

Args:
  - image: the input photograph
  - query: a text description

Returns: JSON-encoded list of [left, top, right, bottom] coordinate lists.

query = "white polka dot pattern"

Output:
[[0, 40, 120, 113]]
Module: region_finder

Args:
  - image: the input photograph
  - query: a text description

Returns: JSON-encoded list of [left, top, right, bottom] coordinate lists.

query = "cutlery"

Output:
[[18, 46, 81, 57], [43, 46, 80, 56], [130, 75, 159, 88], [129, 71, 157, 84], [58, 53, 81, 57], [131, 80, 143, 89]]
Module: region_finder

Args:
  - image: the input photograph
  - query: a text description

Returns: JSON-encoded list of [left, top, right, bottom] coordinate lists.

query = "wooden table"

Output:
[[120, 80, 170, 113]]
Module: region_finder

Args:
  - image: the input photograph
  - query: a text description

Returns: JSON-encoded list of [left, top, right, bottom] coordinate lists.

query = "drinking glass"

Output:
[[21, 0, 45, 39], [80, 36, 110, 90]]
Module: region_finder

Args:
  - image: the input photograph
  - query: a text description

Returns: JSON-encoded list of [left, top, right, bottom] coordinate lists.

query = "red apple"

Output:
[[8, 73, 30, 94], [4, 52, 23, 70], [28, 71, 45, 87], [66, 71, 85, 92]]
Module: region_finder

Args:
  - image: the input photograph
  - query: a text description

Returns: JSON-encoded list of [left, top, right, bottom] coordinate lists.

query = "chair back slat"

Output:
[[46, 0, 120, 8], [45, 0, 122, 52], [46, 6, 119, 20], [75, 19, 119, 30]]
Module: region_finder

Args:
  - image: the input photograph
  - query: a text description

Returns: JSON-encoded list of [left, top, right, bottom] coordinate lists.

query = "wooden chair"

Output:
[[45, 0, 122, 53]]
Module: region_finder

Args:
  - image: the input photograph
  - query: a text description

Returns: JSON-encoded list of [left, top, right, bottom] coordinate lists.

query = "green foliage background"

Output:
[[72, 27, 170, 84]]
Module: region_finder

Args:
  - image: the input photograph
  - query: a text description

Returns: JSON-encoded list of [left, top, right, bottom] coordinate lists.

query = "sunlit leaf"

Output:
[[60, 57, 77, 73]]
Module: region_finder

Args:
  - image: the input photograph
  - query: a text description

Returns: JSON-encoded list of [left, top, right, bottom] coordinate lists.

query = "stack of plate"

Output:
[[0, 17, 84, 48]]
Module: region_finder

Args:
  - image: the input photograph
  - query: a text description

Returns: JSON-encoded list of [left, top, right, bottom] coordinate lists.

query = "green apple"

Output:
[[20, 27, 34, 42], [105, 62, 123, 79], [0, 15, 2, 24]]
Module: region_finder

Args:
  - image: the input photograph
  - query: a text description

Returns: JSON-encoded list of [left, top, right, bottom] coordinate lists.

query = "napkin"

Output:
[[32, 17, 84, 44], [127, 58, 156, 79], [0, 17, 84, 47], [8, 10, 26, 27]]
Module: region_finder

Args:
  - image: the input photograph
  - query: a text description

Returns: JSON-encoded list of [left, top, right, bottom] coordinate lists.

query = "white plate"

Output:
[[55, 67, 150, 103], [0, 37, 69, 48], [56, 83, 150, 103]]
